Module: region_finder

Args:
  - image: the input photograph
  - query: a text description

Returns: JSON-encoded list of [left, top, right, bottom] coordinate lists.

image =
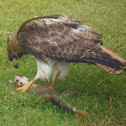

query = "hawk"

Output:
[[7, 15, 126, 92]]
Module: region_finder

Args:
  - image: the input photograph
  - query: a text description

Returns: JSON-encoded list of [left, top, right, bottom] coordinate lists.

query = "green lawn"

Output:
[[0, 0, 126, 125]]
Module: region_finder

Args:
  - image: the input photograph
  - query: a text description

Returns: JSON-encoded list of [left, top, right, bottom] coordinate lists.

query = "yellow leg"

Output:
[[16, 78, 38, 92], [50, 72, 60, 88]]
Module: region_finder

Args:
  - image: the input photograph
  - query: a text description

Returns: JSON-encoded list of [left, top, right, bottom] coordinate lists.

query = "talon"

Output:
[[16, 78, 38, 92], [16, 84, 31, 92]]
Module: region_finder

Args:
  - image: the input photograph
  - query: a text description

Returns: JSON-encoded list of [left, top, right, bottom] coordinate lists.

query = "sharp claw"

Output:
[[21, 88, 27, 92], [16, 83, 30, 92], [16, 86, 25, 91], [16, 78, 38, 92]]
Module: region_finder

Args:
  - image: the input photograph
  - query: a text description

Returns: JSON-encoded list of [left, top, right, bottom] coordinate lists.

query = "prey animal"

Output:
[[10, 76, 88, 117], [7, 15, 126, 92]]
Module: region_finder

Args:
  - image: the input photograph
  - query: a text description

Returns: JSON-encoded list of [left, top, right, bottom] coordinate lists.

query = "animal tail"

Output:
[[73, 109, 89, 117], [11, 77, 88, 117], [45, 95, 88, 117], [83, 45, 126, 74]]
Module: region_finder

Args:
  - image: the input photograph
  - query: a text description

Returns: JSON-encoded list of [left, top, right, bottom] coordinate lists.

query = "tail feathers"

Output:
[[98, 45, 126, 74], [97, 64, 123, 74], [100, 45, 126, 64], [84, 45, 126, 74]]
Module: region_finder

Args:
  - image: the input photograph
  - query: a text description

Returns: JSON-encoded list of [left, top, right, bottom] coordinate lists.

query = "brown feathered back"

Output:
[[7, 15, 126, 73], [17, 15, 102, 62]]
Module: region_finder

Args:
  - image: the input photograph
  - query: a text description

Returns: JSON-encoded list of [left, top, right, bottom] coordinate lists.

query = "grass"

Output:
[[0, 0, 126, 125]]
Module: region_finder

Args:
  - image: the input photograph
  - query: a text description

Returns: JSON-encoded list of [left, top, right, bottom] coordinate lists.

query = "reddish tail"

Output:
[[97, 45, 126, 74]]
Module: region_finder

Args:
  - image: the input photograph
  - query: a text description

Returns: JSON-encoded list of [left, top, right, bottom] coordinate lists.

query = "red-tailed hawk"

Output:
[[7, 15, 126, 92]]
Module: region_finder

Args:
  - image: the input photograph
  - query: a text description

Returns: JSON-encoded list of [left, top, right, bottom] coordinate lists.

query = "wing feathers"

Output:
[[17, 15, 126, 73], [17, 15, 102, 62], [17, 15, 80, 34]]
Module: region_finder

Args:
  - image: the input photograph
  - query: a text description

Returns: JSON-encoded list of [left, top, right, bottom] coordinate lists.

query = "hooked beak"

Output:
[[12, 56, 19, 69], [13, 63, 19, 69]]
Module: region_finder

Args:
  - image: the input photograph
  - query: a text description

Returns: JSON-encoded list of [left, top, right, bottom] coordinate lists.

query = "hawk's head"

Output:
[[7, 32, 28, 68]]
